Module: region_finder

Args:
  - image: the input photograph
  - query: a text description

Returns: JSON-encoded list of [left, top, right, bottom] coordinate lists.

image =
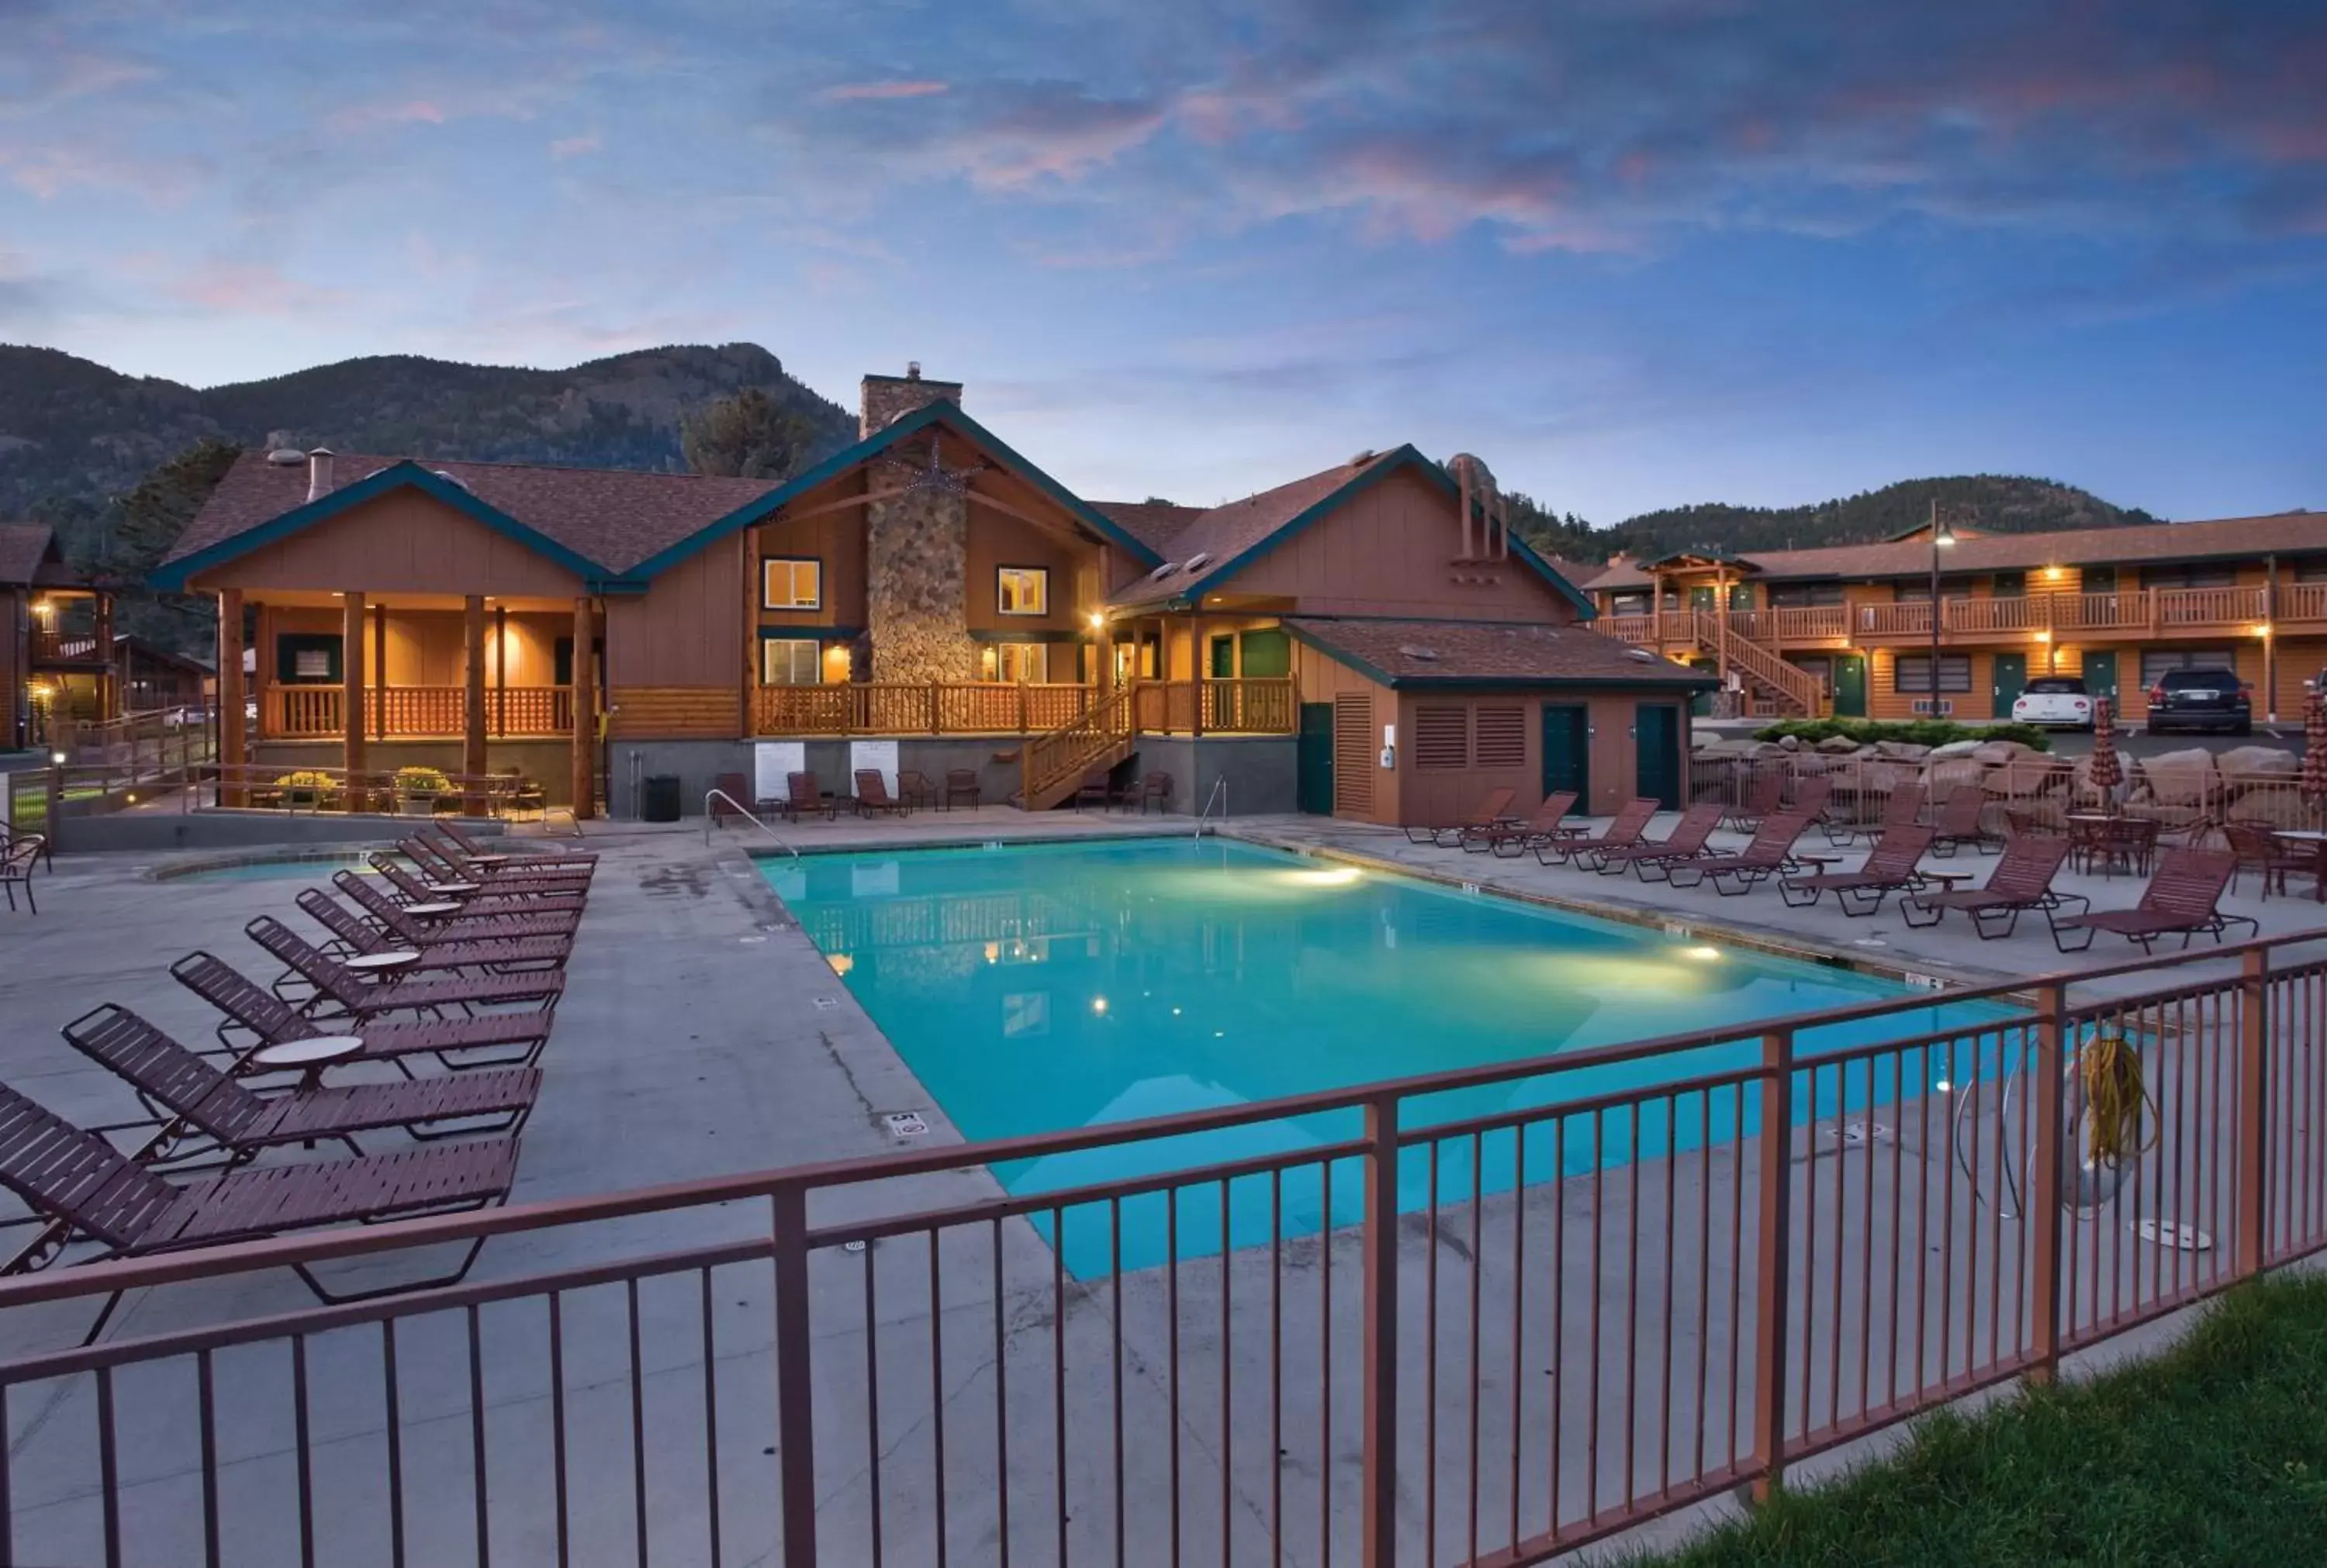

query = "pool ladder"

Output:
[[703, 788, 800, 857], [1194, 777, 1226, 838]]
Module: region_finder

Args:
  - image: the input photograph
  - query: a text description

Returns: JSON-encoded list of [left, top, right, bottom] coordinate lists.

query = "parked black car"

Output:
[[2145, 667, 2253, 734]]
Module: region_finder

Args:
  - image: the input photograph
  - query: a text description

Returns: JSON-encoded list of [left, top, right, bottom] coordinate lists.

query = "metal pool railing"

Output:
[[4, 936, 2327, 1566]]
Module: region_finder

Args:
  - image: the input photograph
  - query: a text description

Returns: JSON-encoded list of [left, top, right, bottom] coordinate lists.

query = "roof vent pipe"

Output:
[[906, 361, 921, 381], [307, 448, 335, 503]]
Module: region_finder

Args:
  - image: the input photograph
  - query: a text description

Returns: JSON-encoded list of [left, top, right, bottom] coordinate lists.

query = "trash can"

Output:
[[641, 774, 683, 823]]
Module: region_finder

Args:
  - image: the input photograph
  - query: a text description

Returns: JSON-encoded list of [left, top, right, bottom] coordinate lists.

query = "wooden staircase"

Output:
[[1018, 684, 1138, 810], [1690, 613, 1827, 718]]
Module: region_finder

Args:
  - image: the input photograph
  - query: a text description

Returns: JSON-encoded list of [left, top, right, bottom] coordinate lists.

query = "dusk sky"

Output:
[[3, 1, 2322, 523]]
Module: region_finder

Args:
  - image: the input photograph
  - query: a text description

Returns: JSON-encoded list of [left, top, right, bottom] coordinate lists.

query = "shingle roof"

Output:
[[0, 523, 56, 586], [1283, 616, 1715, 688], [165, 451, 785, 577], [1108, 452, 1407, 610], [1587, 511, 2327, 590], [1087, 499, 1207, 555]]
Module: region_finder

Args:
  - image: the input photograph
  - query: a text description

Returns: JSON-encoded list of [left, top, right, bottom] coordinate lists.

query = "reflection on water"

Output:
[[767, 838, 2017, 1274]]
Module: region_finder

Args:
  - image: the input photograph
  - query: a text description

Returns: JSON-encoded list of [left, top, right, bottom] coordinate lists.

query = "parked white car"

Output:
[[2011, 675, 2095, 729]]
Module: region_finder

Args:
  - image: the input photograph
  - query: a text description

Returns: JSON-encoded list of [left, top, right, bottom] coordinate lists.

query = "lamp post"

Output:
[[1928, 503, 1957, 714]]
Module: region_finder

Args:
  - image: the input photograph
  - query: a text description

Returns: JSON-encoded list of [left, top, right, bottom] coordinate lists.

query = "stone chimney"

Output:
[[306, 447, 336, 503], [859, 362, 964, 438]]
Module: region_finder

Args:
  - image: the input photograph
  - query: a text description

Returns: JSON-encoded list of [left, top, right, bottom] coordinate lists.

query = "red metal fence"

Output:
[[3, 936, 2325, 1565]]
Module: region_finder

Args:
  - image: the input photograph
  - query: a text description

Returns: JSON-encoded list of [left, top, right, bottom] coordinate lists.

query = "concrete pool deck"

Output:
[[2, 808, 2323, 1564]]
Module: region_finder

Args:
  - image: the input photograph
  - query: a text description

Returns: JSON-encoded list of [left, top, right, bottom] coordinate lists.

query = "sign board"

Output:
[[754, 741, 805, 804], [883, 1111, 929, 1138], [849, 739, 899, 798]]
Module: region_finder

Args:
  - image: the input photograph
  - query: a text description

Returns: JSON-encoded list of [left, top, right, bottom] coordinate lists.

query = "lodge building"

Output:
[[154, 368, 1711, 824], [2, 523, 116, 751]]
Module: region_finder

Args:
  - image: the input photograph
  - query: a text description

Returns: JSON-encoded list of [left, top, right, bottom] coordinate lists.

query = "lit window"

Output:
[[762, 640, 822, 686], [981, 642, 1050, 683], [997, 567, 1049, 616], [762, 558, 821, 610]]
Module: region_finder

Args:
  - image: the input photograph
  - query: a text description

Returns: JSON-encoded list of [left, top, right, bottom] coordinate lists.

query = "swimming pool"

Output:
[[155, 855, 375, 883], [767, 838, 2019, 1273]]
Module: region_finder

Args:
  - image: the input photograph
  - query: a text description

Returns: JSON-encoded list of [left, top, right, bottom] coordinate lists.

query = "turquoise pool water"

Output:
[[767, 838, 2019, 1274]]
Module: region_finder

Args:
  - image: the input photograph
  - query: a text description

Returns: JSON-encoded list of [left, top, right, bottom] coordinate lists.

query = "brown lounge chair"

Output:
[[942, 768, 982, 810], [438, 819, 597, 869], [1537, 798, 1658, 867], [0, 1079, 517, 1339], [334, 870, 580, 944], [1721, 770, 1786, 834], [172, 952, 549, 1072], [423, 827, 593, 884], [2048, 848, 2259, 954], [1902, 834, 2073, 938], [1779, 825, 1937, 915], [1484, 792, 1580, 858], [403, 837, 590, 895], [1928, 789, 2002, 857], [1, 831, 43, 914], [61, 1004, 540, 1162], [782, 771, 835, 823], [296, 888, 572, 973], [371, 854, 585, 917], [1592, 802, 1725, 879], [1406, 787, 1517, 848], [855, 768, 908, 817], [1667, 809, 1815, 894], [246, 916, 564, 1020], [1828, 783, 1924, 849]]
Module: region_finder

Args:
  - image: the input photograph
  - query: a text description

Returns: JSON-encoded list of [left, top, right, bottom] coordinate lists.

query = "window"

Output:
[[2080, 565, 2118, 593], [1892, 654, 1973, 693], [761, 640, 822, 686], [982, 642, 1049, 683], [762, 558, 821, 610], [1474, 706, 1525, 767], [1990, 571, 2026, 598], [1413, 706, 1469, 769], [275, 633, 342, 684], [1769, 582, 1845, 608], [1894, 578, 1974, 603], [996, 566, 1049, 616], [1610, 590, 1651, 616], [2141, 563, 2235, 591], [2139, 648, 2238, 686], [2296, 559, 2327, 583]]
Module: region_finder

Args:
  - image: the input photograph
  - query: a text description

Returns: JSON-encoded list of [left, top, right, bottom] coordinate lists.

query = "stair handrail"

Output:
[[703, 787, 800, 857], [1696, 613, 1824, 717], [1022, 682, 1136, 806]]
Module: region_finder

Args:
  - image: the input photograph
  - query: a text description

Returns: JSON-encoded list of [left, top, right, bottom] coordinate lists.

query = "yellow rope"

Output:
[[2078, 1027, 2156, 1166]]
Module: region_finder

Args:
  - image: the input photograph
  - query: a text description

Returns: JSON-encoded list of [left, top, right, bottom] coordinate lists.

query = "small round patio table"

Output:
[[250, 1034, 363, 1091]]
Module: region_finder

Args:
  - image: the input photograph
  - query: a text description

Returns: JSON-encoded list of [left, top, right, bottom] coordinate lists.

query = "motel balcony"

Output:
[[258, 683, 576, 739], [749, 676, 1299, 737]]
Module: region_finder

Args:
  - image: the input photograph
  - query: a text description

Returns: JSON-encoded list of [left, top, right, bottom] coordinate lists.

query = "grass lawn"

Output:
[[1649, 1273, 2327, 1566]]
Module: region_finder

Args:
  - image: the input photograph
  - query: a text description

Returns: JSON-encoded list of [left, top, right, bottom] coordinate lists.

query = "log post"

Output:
[[570, 597, 596, 819], [464, 595, 488, 815], [218, 589, 245, 807], [342, 592, 367, 812]]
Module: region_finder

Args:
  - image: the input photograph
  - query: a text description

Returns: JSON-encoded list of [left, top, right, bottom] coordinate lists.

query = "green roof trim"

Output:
[[621, 399, 1164, 582], [148, 461, 613, 592]]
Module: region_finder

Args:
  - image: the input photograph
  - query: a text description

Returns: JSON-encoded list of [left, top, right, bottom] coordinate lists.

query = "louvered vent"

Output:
[[1474, 706, 1525, 767], [1413, 706, 1469, 770]]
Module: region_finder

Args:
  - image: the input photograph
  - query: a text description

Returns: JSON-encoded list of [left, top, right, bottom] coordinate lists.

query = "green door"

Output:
[[1688, 585, 1717, 613], [1635, 705, 1682, 809], [1833, 654, 1868, 717], [2083, 650, 2119, 706], [1209, 635, 1236, 679], [1991, 651, 2027, 719], [1237, 627, 1291, 678], [1296, 703, 1334, 814], [1541, 705, 1589, 805], [1688, 658, 1717, 717]]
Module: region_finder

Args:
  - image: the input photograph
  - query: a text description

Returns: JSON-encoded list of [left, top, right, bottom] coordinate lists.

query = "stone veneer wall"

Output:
[[865, 485, 977, 682], [860, 372, 964, 437]]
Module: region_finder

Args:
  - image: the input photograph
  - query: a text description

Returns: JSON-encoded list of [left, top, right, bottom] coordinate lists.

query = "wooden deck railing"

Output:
[[261, 686, 573, 738], [1606, 588, 2305, 648], [752, 679, 1299, 737]]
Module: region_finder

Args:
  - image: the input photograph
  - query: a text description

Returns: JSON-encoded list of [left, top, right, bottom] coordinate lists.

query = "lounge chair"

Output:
[[1667, 809, 1815, 894], [1407, 787, 1517, 848], [1902, 834, 2073, 938], [897, 769, 939, 810], [437, 820, 596, 869], [1928, 789, 2001, 857], [403, 837, 589, 894], [296, 888, 572, 973], [1721, 770, 1786, 834], [0, 1079, 517, 1338], [422, 827, 593, 885], [1537, 798, 1658, 867], [172, 952, 549, 1073], [1778, 825, 1937, 915], [1592, 803, 1725, 879], [1829, 783, 1924, 849], [2048, 848, 2259, 954], [246, 916, 564, 1021], [782, 771, 835, 823], [370, 854, 585, 917], [334, 870, 579, 944], [61, 1004, 540, 1162], [0, 831, 41, 914], [942, 768, 982, 810], [1788, 775, 1841, 844], [853, 768, 908, 817], [2224, 820, 2314, 900], [1484, 793, 1580, 858]]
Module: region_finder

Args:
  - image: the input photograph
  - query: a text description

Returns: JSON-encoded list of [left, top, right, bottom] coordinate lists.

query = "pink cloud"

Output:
[[549, 135, 602, 159], [169, 261, 346, 315], [820, 81, 949, 102]]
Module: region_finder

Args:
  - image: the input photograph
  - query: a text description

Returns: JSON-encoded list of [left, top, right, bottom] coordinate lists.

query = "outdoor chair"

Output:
[[2223, 822, 2311, 900], [1777, 824, 1937, 916], [942, 768, 982, 810], [1537, 799, 1658, 867], [1900, 834, 2073, 938], [369, 854, 584, 917], [437, 820, 596, 869], [2048, 849, 2259, 954], [1133, 771, 1174, 813], [711, 771, 753, 824], [2068, 813, 2159, 879], [1484, 793, 1581, 858], [0, 831, 42, 914], [296, 889, 571, 974], [1721, 770, 1786, 834], [2003, 806, 2062, 841], [172, 952, 550, 1073], [402, 838, 590, 896], [1666, 809, 1815, 895], [1829, 784, 1924, 848], [1410, 787, 1517, 848], [334, 870, 579, 945], [1074, 768, 1115, 811], [897, 769, 939, 810], [1591, 802, 1724, 879], [421, 827, 593, 886], [245, 916, 565, 1021], [0, 1079, 518, 1341], [853, 769, 908, 817], [60, 1004, 540, 1164], [1928, 789, 2002, 857], [782, 771, 835, 823], [1, 820, 50, 874], [1787, 775, 1841, 844]]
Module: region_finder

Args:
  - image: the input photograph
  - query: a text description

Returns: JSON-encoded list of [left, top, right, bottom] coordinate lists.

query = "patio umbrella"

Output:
[[2087, 696, 2122, 814], [2304, 689, 2327, 828]]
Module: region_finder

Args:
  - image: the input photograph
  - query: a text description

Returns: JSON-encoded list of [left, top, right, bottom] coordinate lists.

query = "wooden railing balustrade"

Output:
[[261, 686, 573, 738]]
